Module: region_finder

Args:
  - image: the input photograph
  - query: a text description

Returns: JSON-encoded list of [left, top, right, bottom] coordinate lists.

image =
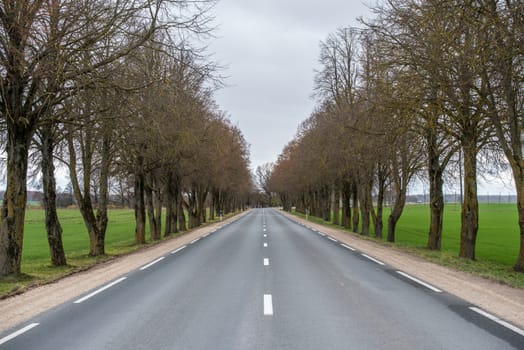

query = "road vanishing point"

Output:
[[1, 208, 523, 349]]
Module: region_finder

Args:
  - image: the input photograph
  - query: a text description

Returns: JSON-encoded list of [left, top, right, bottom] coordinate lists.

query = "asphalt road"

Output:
[[1, 208, 523, 349]]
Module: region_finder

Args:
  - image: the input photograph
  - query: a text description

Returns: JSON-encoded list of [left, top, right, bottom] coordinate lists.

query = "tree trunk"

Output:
[[0, 127, 32, 275], [514, 171, 524, 271], [341, 181, 351, 228], [359, 179, 372, 236], [134, 170, 146, 244], [427, 148, 445, 250], [459, 145, 479, 259], [332, 186, 340, 226], [351, 181, 359, 232], [164, 172, 175, 237], [373, 174, 386, 239], [154, 190, 162, 239], [145, 178, 158, 241], [40, 125, 67, 266], [387, 192, 406, 243], [95, 134, 111, 254], [178, 193, 187, 231], [66, 131, 106, 256]]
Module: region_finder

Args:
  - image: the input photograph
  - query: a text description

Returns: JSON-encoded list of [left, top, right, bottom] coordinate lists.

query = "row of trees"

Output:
[[267, 0, 524, 271], [0, 0, 254, 275]]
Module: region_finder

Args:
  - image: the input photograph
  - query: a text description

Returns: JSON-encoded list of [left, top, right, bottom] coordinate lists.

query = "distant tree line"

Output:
[[0, 0, 254, 275], [266, 0, 524, 272]]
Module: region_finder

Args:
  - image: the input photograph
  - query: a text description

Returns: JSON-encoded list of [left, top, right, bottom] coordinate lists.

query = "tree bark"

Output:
[[332, 186, 340, 226], [426, 126, 445, 250], [351, 181, 359, 232], [145, 177, 158, 241], [40, 125, 67, 266], [514, 172, 524, 271], [0, 127, 32, 275], [459, 144, 479, 259], [387, 191, 407, 243], [134, 168, 146, 245], [359, 178, 372, 236], [66, 131, 109, 256], [341, 180, 351, 228]]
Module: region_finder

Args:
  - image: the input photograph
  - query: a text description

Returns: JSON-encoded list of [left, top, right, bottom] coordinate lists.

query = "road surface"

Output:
[[1, 208, 523, 349]]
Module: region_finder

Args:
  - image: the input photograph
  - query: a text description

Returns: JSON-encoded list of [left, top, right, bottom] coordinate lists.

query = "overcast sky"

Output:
[[207, 0, 516, 195], [209, 0, 372, 169]]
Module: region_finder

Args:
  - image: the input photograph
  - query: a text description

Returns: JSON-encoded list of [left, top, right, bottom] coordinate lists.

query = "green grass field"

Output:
[[294, 203, 524, 288], [396, 203, 519, 265]]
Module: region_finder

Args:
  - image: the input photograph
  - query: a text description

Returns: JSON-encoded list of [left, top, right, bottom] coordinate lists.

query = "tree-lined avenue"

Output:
[[0, 209, 522, 349]]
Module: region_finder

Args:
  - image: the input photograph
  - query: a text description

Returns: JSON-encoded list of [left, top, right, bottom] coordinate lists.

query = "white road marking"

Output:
[[171, 245, 187, 254], [264, 294, 273, 315], [0, 323, 40, 346], [139, 257, 165, 271], [341, 243, 356, 251], [396, 271, 442, 292], [264, 234, 267, 238], [327, 236, 338, 242], [263, 229, 267, 232], [469, 306, 524, 337], [264, 242, 268, 247], [74, 277, 127, 304], [190, 238, 200, 244], [264, 258, 269, 266], [361, 254, 385, 266], [317, 232, 326, 237]]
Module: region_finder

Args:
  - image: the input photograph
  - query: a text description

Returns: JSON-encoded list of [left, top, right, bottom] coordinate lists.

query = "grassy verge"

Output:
[[0, 209, 236, 298], [292, 203, 524, 289]]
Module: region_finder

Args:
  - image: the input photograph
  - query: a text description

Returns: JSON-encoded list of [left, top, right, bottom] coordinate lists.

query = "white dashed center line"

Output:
[[263, 242, 268, 248], [264, 294, 273, 315], [264, 258, 269, 266]]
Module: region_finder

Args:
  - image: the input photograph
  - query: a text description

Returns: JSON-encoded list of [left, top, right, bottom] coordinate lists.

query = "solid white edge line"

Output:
[[139, 257, 165, 271], [190, 238, 200, 244], [341, 243, 356, 251], [361, 253, 385, 266], [264, 258, 269, 266], [171, 245, 187, 254], [0, 323, 40, 346], [263, 242, 268, 247], [469, 306, 524, 337], [396, 271, 442, 293], [264, 294, 273, 315], [74, 277, 127, 304], [327, 236, 338, 242]]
